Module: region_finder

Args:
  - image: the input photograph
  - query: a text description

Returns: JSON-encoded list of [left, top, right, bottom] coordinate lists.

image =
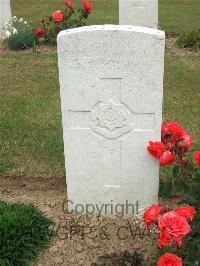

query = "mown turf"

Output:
[[11, 0, 200, 33], [159, 0, 200, 34], [163, 55, 200, 145], [0, 50, 64, 176], [0, 0, 199, 177], [11, 0, 118, 27], [0, 50, 199, 177]]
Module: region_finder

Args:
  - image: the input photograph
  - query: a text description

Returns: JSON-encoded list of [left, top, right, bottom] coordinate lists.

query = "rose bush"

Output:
[[147, 121, 200, 205], [143, 204, 197, 265], [35, 0, 93, 44]]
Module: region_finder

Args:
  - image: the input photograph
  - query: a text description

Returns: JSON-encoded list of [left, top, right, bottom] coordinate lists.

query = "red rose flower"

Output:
[[162, 121, 188, 147], [143, 204, 167, 227], [82, 0, 93, 13], [158, 229, 173, 247], [34, 28, 46, 37], [179, 133, 192, 152], [65, 0, 73, 9], [160, 150, 176, 166], [158, 211, 191, 248], [174, 205, 196, 221], [52, 10, 64, 22], [147, 141, 165, 159], [157, 253, 182, 266], [167, 121, 185, 139], [194, 148, 200, 165]]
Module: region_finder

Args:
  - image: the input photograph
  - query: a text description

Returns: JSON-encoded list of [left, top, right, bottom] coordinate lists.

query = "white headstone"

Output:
[[119, 0, 158, 28], [0, 0, 12, 39], [57, 25, 165, 216]]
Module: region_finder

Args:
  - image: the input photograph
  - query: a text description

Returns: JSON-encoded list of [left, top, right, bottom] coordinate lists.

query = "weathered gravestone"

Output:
[[57, 25, 165, 216], [0, 0, 12, 39], [119, 0, 158, 28]]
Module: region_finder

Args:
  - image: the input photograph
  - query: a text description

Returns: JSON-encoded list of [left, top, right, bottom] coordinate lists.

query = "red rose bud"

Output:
[[65, 0, 73, 9], [194, 148, 200, 165], [157, 253, 182, 266], [143, 204, 167, 227], [82, 0, 93, 13], [147, 141, 165, 159], [39, 17, 45, 23], [174, 205, 196, 221], [160, 150, 176, 166], [52, 10, 64, 22], [35, 28, 46, 37]]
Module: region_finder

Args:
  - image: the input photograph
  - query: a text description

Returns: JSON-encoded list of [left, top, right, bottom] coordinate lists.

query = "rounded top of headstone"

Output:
[[57, 24, 165, 40]]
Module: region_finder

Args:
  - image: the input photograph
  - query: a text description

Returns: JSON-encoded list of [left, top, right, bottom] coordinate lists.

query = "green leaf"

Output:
[[184, 187, 198, 204], [173, 165, 180, 177], [192, 170, 200, 179], [174, 179, 186, 192], [159, 182, 172, 197]]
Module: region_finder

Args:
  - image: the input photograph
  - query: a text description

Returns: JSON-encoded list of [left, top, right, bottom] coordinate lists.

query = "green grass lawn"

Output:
[[11, 0, 118, 27], [0, 0, 199, 178], [11, 0, 200, 33], [159, 0, 200, 33]]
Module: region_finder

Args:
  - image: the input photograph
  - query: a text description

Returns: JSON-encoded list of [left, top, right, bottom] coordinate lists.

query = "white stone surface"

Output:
[[119, 0, 158, 28], [0, 0, 12, 39], [57, 25, 165, 216]]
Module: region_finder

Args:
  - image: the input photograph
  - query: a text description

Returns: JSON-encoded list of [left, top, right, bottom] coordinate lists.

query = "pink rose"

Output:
[[52, 10, 64, 22]]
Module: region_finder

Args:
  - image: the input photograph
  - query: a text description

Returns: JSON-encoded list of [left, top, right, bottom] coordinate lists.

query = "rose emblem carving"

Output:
[[90, 101, 133, 139]]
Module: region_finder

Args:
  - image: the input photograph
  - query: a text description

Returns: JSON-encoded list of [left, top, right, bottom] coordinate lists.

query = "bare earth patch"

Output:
[[166, 37, 200, 56], [0, 176, 156, 266]]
